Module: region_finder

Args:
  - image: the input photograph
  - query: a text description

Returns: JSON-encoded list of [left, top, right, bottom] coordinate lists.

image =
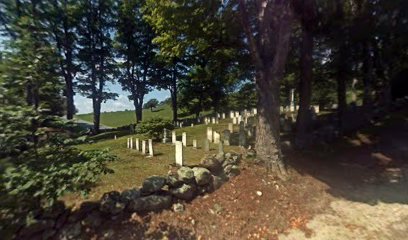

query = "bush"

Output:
[[136, 118, 174, 140]]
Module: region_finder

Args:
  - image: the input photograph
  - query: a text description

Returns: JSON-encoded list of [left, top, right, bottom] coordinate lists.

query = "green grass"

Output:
[[62, 119, 241, 207], [75, 104, 211, 128]]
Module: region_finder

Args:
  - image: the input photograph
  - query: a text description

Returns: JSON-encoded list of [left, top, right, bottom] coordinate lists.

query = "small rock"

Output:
[[225, 152, 232, 159], [200, 157, 222, 172], [170, 183, 196, 200], [213, 203, 223, 214], [172, 203, 185, 213], [102, 229, 115, 239], [256, 191, 263, 196], [192, 167, 212, 186], [177, 167, 195, 182], [141, 176, 166, 194], [215, 152, 225, 162]]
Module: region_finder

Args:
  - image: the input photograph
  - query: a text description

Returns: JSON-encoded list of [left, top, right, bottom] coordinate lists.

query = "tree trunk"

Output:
[[362, 41, 374, 108], [136, 95, 143, 122], [256, 67, 287, 178], [336, 45, 348, 131], [170, 88, 177, 124], [295, 27, 313, 149], [93, 98, 101, 133], [65, 75, 75, 119]]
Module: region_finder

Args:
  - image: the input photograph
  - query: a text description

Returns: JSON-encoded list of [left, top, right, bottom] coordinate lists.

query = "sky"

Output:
[[75, 83, 170, 114]]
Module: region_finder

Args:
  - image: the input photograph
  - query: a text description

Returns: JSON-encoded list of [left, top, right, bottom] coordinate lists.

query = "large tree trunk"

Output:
[[170, 88, 177, 123], [239, 0, 293, 178], [295, 27, 313, 148], [136, 95, 143, 122], [256, 67, 287, 178]]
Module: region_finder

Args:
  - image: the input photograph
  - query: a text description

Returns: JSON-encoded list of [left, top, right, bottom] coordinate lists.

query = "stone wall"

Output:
[[12, 152, 242, 240]]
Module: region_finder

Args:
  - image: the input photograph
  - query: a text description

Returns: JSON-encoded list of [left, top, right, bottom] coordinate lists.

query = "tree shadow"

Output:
[[287, 110, 408, 205]]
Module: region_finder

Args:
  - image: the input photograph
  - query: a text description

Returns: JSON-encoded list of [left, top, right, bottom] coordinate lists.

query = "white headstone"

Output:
[[228, 123, 233, 132], [172, 131, 176, 144], [192, 139, 197, 149], [142, 140, 146, 154], [211, 117, 216, 124], [230, 111, 234, 118], [191, 123, 194, 127], [214, 131, 220, 144], [235, 111, 240, 117], [136, 138, 140, 151], [148, 139, 154, 156], [114, 135, 117, 140], [127, 138, 130, 148], [222, 113, 226, 119], [207, 127, 213, 142], [182, 132, 187, 147], [232, 117, 237, 124], [130, 138, 133, 149], [253, 108, 257, 115], [175, 141, 183, 166]]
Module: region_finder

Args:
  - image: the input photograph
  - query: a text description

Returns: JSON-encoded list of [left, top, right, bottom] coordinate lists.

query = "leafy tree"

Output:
[[115, 0, 157, 123], [76, 0, 118, 133], [143, 98, 159, 111], [47, 0, 80, 120]]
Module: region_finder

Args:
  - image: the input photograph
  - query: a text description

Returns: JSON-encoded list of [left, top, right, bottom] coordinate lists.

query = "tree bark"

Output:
[[362, 41, 374, 108], [336, 45, 347, 131], [93, 98, 101, 133], [238, 0, 293, 178], [295, 27, 313, 148]]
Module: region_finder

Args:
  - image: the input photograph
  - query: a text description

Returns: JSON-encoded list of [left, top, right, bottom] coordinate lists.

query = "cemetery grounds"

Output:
[[64, 109, 408, 239]]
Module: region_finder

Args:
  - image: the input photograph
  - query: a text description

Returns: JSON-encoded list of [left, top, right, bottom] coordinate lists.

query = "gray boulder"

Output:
[[224, 165, 240, 177], [192, 167, 212, 186], [167, 174, 183, 188], [177, 167, 195, 182], [100, 191, 125, 215], [141, 176, 166, 194], [127, 195, 172, 212], [120, 188, 141, 204], [170, 183, 196, 200], [200, 156, 222, 172]]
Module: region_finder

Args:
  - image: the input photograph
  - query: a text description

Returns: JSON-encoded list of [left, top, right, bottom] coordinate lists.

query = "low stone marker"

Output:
[[162, 129, 169, 143], [148, 139, 154, 157], [114, 135, 117, 140], [127, 138, 130, 148], [204, 139, 210, 152], [130, 138, 133, 149], [230, 111, 234, 118], [182, 132, 187, 147], [218, 141, 224, 154], [232, 117, 237, 124], [228, 123, 233, 132], [222, 113, 226, 119], [211, 117, 216, 124], [191, 123, 194, 127], [175, 141, 183, 166], [192, 139, 197, 149], [136, 138, 140, 151], [223, 130, 231, 146], [172, 131, 176, 144], [207, 127, 213, 142], [142, 140, 146, 155], [213, 131, 220, 144]]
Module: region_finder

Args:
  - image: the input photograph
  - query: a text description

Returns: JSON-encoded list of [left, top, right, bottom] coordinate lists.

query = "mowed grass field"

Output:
[[75, 104, 211, 127], [63, 119, 242, 207]]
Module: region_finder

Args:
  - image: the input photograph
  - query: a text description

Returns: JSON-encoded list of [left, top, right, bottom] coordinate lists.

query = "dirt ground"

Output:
[[85, 110, 408, 240]]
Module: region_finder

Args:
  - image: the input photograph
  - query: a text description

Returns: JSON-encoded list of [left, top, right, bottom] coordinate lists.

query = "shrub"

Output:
[[136, 118, 174, 139]]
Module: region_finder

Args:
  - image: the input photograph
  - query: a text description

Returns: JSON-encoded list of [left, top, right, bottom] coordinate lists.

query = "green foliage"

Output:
[[136, 118, 174, 139], [143, 98, 159, 111], [2, 148, 115, 207]]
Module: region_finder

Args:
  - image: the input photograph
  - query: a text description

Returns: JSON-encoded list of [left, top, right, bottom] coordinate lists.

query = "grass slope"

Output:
[[75, 104, 175, 127], [63, 119, 242, 207]]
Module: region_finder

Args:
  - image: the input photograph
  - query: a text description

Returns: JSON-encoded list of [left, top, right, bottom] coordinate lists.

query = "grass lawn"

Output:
[[75, 104, 211, 128], [62, 119, 242, 208]]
